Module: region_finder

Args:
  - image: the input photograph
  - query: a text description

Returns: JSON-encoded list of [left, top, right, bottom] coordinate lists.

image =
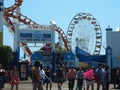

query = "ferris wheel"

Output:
[[66, 12, 102, 55]]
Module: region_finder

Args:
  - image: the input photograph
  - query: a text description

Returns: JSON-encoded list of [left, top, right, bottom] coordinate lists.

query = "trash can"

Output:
[[18, 61, 28, 80]]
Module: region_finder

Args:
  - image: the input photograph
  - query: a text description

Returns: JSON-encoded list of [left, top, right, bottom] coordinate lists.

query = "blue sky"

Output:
[[4, 0, 120, 55]]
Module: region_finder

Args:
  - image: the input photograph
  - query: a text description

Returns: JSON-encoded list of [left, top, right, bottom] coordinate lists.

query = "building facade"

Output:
[[106, 27, 120, 68]]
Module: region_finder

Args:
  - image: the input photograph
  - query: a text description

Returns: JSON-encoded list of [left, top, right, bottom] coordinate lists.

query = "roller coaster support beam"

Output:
[[0, 0, 4, 46]]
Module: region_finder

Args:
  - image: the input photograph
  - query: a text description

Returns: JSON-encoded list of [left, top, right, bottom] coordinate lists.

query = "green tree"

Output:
[[0, 45, 14, 70], [55, 45, 67, 64]]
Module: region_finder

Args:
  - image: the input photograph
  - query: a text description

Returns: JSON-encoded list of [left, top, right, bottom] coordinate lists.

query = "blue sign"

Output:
[[19, 30, 52, 43], [20, 33, 32, 38], [64, 52, 75, 60], [32, 52, 42, 60], [31, 52, 43, 66]]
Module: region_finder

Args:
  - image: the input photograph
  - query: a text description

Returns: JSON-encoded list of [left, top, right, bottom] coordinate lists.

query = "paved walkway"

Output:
[[2, 78, 119, 90]]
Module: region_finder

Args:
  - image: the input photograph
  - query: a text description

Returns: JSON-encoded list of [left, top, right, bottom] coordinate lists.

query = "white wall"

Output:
[[107, 30, 120, 68]]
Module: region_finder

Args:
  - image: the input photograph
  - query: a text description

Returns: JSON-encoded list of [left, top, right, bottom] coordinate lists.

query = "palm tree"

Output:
[[55, 44, 67, 64]]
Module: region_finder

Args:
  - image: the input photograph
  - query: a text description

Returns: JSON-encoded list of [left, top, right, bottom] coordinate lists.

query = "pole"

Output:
[[51, 25, 55, 74], [106, 47, 112, 82], [0, 0, 3, 46], [50, 21, 56, 81], [14, 8, 20, 62]]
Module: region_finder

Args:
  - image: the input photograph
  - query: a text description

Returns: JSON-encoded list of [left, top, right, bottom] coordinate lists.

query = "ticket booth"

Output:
[[18, 61, 28, 80]]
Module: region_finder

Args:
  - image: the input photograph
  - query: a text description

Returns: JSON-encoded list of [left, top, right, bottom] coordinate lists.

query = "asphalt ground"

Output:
[[2, 77, 120, 90]]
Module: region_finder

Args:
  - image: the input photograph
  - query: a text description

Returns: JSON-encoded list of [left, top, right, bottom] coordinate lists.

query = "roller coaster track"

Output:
[[4, 0, 71, 60]]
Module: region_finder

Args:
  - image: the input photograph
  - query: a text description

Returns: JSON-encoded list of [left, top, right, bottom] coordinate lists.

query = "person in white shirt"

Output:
[[39, 64, 46, 85]]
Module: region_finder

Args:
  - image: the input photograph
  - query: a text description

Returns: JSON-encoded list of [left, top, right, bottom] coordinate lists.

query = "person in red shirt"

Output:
[[67, 66, 77, 90]]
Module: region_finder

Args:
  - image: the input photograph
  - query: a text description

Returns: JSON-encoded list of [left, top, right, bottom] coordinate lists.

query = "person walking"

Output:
[[84, 65, 94, 90], [0, 64, 5, 90], [95, 64, 106, 90], [39, 64, 46, 85], [116, 66, 120, 89], [9, 66, 19, 90], [31, 61, 43, 90], [105, 66, 109, 90], [76, 67, 84, 90], [67, 66, 77, 90], [45, 66, 52, 90], [55, 63, 64, 90], [63, 63, 68, 81]]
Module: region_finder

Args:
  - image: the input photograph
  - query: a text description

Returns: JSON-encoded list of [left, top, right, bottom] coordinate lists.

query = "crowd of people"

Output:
[[0, 64, 19, 90], [26, 62, 120, 90], [0, 62, 120, 90]]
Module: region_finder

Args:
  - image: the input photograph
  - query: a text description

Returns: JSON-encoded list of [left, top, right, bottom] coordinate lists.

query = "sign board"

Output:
[[19, 30, 53, 43], [31, 51, 43, 66]]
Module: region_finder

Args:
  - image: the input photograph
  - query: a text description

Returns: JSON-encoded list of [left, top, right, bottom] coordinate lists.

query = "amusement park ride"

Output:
[[67, 12, 102, 55], [1, 0, 103, 64], [3, 0, 71, 61]]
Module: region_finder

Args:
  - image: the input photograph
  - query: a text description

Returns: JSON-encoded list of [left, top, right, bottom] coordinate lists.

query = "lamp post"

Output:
[[0, 0, 3, 46]]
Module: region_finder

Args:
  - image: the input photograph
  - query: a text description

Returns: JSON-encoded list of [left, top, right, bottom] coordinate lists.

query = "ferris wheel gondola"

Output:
[[66, 12, 102, 55]]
